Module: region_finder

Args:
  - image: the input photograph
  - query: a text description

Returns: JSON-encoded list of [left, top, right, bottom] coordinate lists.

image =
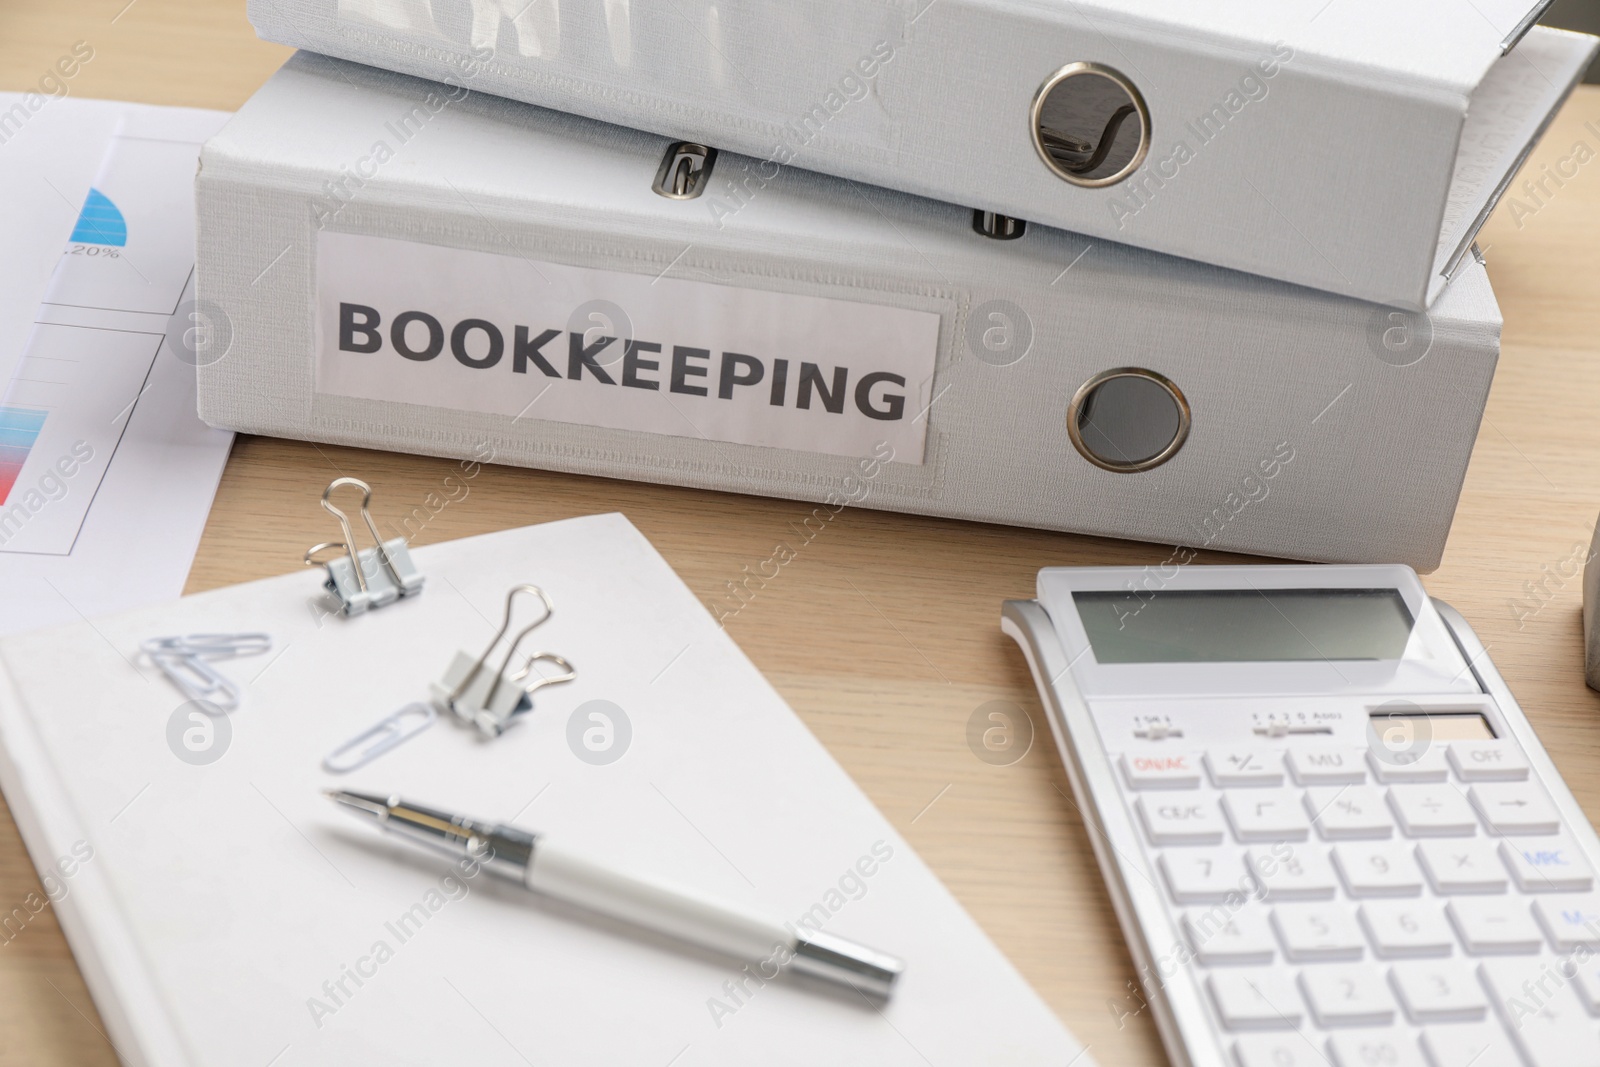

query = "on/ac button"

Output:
[[1120, 751, 1201, 790]]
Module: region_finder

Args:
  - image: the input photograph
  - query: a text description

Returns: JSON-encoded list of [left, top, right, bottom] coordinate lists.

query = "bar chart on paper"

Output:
[[0, 100, 233, 636], [0, 132, 198, 556]]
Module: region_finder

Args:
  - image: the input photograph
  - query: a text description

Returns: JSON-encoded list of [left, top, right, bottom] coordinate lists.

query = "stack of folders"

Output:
[[198, 3, 1600, 568]]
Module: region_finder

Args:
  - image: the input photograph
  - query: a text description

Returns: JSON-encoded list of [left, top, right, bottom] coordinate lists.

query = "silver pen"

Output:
[[326, 790, 904, 999]]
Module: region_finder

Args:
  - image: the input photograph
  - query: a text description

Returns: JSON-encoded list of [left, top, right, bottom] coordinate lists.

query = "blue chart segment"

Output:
[[69, 188, 127, 247]]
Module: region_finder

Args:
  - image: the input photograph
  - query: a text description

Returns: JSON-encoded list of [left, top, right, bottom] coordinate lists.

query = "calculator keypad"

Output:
[[1117, 736, 1600, 1065]]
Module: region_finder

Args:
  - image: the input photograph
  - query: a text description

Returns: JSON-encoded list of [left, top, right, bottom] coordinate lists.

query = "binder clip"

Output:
[[430, 584, 575, 739], [304, 477, 423, 616], [141, 632, 272, 712]]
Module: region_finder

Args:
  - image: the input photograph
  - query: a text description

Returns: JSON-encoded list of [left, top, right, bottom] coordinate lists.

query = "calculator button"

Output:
[[1447, 741, 1529, 782], [1468, 782, 1560, 836], [1232, 1035, 1326, 1066], [1388, 784, 1478, 837], [1327, 1031, 1426, 1067], [1272, 903, 1365, 961], [1248, 845, 1338, 900], [1531, 894, 1600, 950], [1577, 959, 1600, 1014], [1499, 835, 1596, 892], [1208, 969, 1303, 1029], [1367, 744, 1450, 783], [1120, 751, 1201, 789], [1299, 964, 1396, 1025], [1183, 908, 1275, 965], [1360, 901, 1453, 957], [1390, 960, 1489, 1022], [1286, 746, 1367, 785], [1222, 790, 1310, 843], [1419, 1023, 1521, 1067], [1334, 842, 1424, 897], [1205, 748, 1284, 787], [1417, 839, 1508, 894], [1161, 850, 1245, 904], [1306, 786, 1395, 839], [1136, 795, 1224, 845], [1480, 959, 1600, 1066], [1446, 898, 1541, 954]]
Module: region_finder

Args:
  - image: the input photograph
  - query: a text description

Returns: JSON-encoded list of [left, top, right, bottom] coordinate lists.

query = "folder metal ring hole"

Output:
[[653, 142, 718, 200], [1031, 62, 1150, 188], [1067, 367, 1189, 473]]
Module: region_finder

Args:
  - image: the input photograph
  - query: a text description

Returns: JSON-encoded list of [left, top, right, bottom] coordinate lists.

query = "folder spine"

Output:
[[198, 54, 1502, 570], [244, 1, 1590, 308]]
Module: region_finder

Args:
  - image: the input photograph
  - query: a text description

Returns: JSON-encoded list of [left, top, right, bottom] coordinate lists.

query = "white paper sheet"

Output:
[[0, 94, 126, 388], [0, 103, 234, 633], [0, 514, 1086, 1066]]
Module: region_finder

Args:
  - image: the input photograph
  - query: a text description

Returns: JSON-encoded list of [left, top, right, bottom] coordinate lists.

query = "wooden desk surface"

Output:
[[3, 2, 1600, 1062]]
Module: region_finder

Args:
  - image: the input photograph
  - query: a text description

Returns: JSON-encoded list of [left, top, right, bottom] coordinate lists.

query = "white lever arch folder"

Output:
[[197, 53, 1503, 570], [245, 0, 1596, 308]]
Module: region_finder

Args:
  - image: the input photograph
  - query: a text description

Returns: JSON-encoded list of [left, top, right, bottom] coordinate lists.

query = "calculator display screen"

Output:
[[1072, 588, 1415, 664], [1370, 712, 1494, 741]]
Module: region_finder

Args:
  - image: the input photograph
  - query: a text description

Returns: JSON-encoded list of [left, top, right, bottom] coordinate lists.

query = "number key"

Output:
[[1232, 1035, 1326, 1067], [1359, 900, 1453, 958], [1160, 849, 1243, 904], [1299, 964, 1396, 1025], [1333, 841, 1423, 897], [1272, 902, 1365, 961], [1183, 907, 1275, 965], [1389, 960, 1488, 1022], [1326, 1031, 1427, 1067], [1247, 845, 1337, 900], [1208, 969, 1303, 1029]]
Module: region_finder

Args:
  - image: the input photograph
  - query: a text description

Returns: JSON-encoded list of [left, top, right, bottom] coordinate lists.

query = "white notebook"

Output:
[[0, 513, 1085, 1066]]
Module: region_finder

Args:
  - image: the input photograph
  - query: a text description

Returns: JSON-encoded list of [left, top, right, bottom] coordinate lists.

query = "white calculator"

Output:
[[1002, 565, 1600, 1067]]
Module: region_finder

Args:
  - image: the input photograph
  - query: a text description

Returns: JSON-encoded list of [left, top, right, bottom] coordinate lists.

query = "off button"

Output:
[[1448, 741, 1530, 782]]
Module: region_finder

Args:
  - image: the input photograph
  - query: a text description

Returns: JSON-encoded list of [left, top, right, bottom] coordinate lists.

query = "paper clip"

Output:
[[323, 702, 437, 774], [305, 477, 424, 616], [429, 585, 576, 738], [141, 633, 272, 712]]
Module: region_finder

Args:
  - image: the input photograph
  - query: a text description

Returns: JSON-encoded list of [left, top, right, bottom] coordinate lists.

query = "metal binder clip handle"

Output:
[[431, 586, 575, 738], [323, 702, 437, 774], [306, 478, 424, 616]]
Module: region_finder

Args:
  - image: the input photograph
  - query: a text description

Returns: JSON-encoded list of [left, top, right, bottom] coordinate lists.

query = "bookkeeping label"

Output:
[[314, 233, 940, 463]]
